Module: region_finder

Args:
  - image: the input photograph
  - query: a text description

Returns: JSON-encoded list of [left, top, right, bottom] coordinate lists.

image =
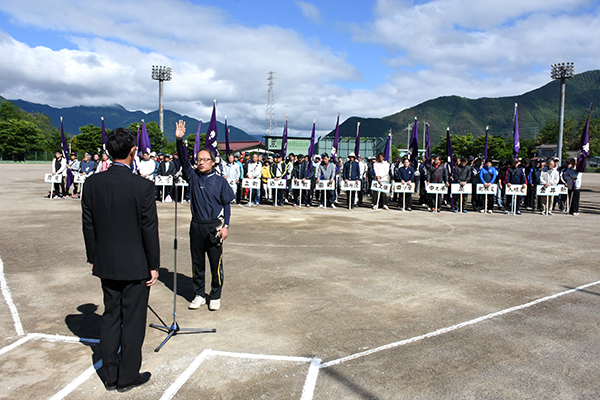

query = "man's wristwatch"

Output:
[[223, 224, 229, 229]]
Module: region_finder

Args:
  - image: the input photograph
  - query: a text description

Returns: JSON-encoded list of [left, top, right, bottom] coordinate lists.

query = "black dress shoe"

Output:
[[104, 381, 117, 391], [117, 372, 151, 393]]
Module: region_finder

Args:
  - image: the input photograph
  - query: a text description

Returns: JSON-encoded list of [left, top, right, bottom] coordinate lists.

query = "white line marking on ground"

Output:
[[300, 358, 322, 400], [321, 279, 600, 368], [0, 334, 32, 356], [160, 349, 213, 400], [210, 350, 313, 363], [0, 255, 24, 336], [28, 333, 99, 345], [49, 359, 102, 400]]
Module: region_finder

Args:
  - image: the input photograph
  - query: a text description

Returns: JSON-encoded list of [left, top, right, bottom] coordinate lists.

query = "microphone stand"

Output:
[[149, 182, 216, 352]]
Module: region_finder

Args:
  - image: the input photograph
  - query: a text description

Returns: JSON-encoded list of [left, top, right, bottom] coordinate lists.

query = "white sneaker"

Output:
[[318, 204, 324, 208], [330, 204, 336, 209], [383, 205, 389, 210], [209, 299, 220, 311], [487, 210, 493, 214], [188, 295, 206, 309]]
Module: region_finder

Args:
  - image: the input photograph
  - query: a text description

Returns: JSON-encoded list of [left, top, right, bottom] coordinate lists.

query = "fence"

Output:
[[0, 151, 55, 163]]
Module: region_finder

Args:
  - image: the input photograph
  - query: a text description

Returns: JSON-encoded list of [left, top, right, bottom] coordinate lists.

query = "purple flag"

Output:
[[446, 127, 454, 208], [409, 117, 419, 167], [140, 120, 151, 154], [60, 117, 74, 189], [194, 119, 202, 159], [307, 120, 316, 175], [484, 126, 489, 160], [513, 103, 520, 159], [281, 116, 288, 159], [225, 117, 231, 158], [205, 100, 219, 153], [101, 117, 107, 154], [577, 103, 593, 172], [425, 123, 431, 165], [331, 114, 340, 160], [354, 122, 361, 157], [384, 131, 391, 162]]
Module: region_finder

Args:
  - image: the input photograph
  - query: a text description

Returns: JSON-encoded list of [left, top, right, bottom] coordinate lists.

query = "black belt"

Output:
[[192, 218, 221, 225]]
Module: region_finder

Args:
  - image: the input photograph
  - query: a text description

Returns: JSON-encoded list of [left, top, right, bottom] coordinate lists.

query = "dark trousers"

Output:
[[190, 220, 224, 300], [506, 194, 522, 212], [100, 279, 149, 386], [321, 190, 335, 206], [273, 188, 285, 206], [568, 189, 580, 214], [53, 179, 65, 196], [399, 193, 412, 209]]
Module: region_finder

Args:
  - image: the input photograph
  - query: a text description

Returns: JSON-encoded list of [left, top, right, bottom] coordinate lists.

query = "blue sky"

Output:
[[0, 0, 598, 136]]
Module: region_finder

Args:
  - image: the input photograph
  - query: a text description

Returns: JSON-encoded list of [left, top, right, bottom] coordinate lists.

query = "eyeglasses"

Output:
[[197, 157, 212, 163]]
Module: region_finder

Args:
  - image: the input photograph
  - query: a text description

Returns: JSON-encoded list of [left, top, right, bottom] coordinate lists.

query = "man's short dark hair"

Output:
[[107, 128, 136, 159], [197, 148, 216, 162]]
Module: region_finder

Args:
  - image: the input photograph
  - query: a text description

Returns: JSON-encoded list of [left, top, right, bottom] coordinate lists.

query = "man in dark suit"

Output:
[[158, 153, 177, 202], [82, 128, 160, 393]]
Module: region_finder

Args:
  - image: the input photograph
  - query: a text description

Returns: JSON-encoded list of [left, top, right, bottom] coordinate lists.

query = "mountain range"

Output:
[[2, 99, 256, 143], [325, 69, 600, 147]]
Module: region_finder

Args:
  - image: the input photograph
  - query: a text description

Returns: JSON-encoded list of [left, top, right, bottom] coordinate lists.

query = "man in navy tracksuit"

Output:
[[396, 158, 415, 211], [292, 154, 313, 207], [343, 152, 361, 207], [479, 159, 498, 213], [505, 160, 527, 215]]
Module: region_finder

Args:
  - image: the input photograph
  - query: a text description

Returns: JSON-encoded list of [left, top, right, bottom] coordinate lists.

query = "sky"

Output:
[[0, 0, 599, 137]]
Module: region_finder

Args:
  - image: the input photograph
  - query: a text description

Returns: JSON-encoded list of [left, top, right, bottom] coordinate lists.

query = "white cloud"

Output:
[[295, 1, 322, 24]]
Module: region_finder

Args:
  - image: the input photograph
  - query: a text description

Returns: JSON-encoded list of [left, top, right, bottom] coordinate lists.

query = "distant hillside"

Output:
[[7, 100, 255, 143], [326, 69, 600, 147]]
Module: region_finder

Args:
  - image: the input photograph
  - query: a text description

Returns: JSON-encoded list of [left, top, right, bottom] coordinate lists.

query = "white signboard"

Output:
[[505, 184, 527, 196], [450, 183, 472, 195], [371, 181, 391, 193], [227, 179, 237, 191], [558, 185, 568, 195], [291, 179, 311, 190], [315, 180, 335, 190], [476, 183, 498, 194], [242, 178, 260, 189], [426, 183, 447, 194], [44, 173, 62, 183], [393, 182, 415, 193], [73, 174, 86, 184], [536, 185, 560, 196], [155, 176, 173, 186], [267, 179, 287, 189], [175, 177, 189, 187], [340, 180, 361, 191]]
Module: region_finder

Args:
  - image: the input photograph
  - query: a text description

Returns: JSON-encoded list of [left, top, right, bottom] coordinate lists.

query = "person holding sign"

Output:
[[479, 159, 498, 214], [539, 159, 560, 215], [372, 153, 391, 210], [396, 158, 415, 211], [452, 157, 471, 213], [504, 160, 527, 215], [246, 154, 262, 206], [426, 155, 448, 212], [223, 154, 241, 204], [270, 154, 289, 207], [343, 152, 361, 208], [318, 154, 336, 208], [175, 120, 235, 312], [292, 154, 313, 207], [47, 150, 67, 198]]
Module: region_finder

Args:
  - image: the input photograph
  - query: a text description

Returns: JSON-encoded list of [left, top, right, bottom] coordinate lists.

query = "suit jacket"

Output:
[[158, 160, 177, 177], [82, 164, 160, 281]]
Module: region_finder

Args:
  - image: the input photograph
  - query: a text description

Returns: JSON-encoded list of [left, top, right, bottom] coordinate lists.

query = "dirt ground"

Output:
[[1, 164, 599, 400]]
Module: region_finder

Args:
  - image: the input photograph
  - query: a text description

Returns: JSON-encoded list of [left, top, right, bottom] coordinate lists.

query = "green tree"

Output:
[[71, 124, 107, 155], [128, 121, 168, 153], [0, 119, 45, 160]]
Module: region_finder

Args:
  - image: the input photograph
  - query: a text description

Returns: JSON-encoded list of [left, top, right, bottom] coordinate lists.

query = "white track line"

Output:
[[28, 333, 99, 344], [49, 359, 102, 400], [321, 279, 600, 368], [160, 349, 213, 400], [0, 255, 24, 336], [300, 358, 322, 400], [0, 334, 32, 356], [210, 350, 313, 363]]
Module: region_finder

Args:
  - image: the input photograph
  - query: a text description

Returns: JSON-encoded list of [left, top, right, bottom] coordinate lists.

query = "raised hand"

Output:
[[175, 120, 186, 140]]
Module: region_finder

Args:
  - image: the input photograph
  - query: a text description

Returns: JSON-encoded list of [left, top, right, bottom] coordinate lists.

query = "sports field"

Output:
[[1, 164, 600, 399]]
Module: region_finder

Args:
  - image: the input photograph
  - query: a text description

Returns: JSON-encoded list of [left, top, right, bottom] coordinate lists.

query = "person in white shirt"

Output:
[[539, 159, 560, 215], [138, 152, 155, 180], [96, 153, 112, 173], [223, 155, 241, 203], [372, 152, 390, 209], [246, 154, 262, 206], [48, 151, 67, 198]]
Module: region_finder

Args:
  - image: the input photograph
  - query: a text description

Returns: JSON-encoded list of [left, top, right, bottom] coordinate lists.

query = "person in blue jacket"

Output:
[[396, 157, 415, 211], [479, 159, 498, 213], [505, 159, 527, 215]]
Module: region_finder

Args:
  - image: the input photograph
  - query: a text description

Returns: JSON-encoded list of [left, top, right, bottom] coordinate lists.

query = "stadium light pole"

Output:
[[152, 65, 172, 133], [551, 62, 574, 166]]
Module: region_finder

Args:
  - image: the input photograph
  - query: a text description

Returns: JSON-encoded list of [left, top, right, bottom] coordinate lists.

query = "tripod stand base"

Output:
[[149, 322, 217, 352]]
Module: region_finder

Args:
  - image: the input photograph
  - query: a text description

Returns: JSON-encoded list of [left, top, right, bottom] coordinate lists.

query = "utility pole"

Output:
[[265, 72, 277, 136]]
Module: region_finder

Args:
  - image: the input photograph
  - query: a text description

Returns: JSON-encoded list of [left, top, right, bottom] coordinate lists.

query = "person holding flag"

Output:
[[563, 158, 581, 215]]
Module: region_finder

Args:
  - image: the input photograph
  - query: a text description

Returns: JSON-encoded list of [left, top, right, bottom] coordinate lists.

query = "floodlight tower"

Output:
[[265, 71, 277, 136], [551, 62, 574, 166], [152, 65, 172, 133]]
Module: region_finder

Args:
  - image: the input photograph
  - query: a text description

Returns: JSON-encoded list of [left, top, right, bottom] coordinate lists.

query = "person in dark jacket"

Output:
[[343, 152, 361, 207], [426, 155, 448, 212], [504, 159, 527, 214], [292, 154, 313, 207], [82, 128, 159, 392], [452, 157, 472, 212], [397, 157, 415, 211]]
